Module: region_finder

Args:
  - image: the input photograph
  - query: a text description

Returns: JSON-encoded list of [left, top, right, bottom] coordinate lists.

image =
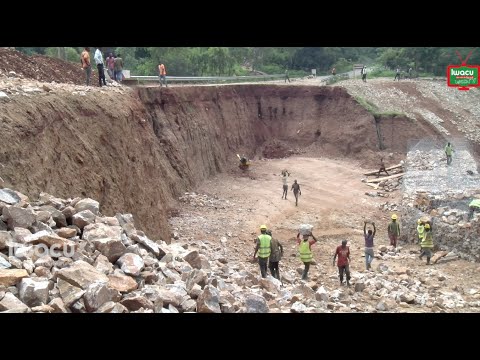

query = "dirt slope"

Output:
[[0, 48, 98, 85], [0, 75, 443, 241]]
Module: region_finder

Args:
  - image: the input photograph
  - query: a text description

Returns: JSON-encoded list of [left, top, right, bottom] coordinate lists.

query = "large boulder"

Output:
[[186, 269, 207, 292], [116, 253, 144, 276], [38, 205, 67, 228], [56, 260, 109, 289], [72, 210, 96, 230], [107, 271, 138, 293], [245, 293, 269, 313], [48, 298, 68, 313], [0, 256, 11, 269], [0, 231, 13, 250], [18, 278, 49, 307], [93, 254, 114, 275], [120, 295, 154, 311], [82, 223, 122, 242], [0, 189, 21, 205], [83, 280, 121, 312], [183, 250, 211, 270], [90, 238, 127, 263], [2, 206, 36, 230], [0, 292, 29, 312], [24, 230, 76, 254], [115, 213, 136, 237], [74, 198, 100, 215], [130, 232, 161, 257], [0, 269, 29, 286], [57, 278, 85, 307], [197, 285, 221, 313], [55, 227, 77, 239], [82, 223, 126, 262]]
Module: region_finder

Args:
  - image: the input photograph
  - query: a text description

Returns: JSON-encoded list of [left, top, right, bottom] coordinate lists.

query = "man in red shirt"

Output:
[[333, 240, 351, 286]]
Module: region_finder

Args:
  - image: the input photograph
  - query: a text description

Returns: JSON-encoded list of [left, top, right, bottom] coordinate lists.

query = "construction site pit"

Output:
[[1, 51, 480, 313]]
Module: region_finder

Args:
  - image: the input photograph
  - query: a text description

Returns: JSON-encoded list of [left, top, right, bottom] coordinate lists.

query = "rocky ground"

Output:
[[1, 157, 479, 313], [335, 78, 480, 143]]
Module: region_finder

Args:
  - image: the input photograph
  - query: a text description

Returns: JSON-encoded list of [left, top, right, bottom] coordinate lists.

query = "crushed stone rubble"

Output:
[[1, 187, 478, 313], [400, 147, 480, 262]]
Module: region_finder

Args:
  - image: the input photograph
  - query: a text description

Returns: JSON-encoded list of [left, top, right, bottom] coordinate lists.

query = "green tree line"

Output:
[[14, 47, 480, 77]]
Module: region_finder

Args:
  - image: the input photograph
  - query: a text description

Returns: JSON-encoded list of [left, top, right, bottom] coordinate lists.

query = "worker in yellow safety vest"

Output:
[[419, 223, 434, 265], [253, 225, 272, 278], [296, 231, 318, 280], [416, 219, 425, 244], [469, 199, 480, 220]]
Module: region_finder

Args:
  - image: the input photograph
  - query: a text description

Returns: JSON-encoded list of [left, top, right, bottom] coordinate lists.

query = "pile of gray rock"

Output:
[[179, 192, 234, 210], [400, 147, 480, 262], [2, 184, 479, 313]]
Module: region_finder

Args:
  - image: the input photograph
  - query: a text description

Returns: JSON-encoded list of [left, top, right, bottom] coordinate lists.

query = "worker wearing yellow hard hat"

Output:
[[419, 223, 434, 265], [253, 224, 272, 278], [388, 214, 400, 248]]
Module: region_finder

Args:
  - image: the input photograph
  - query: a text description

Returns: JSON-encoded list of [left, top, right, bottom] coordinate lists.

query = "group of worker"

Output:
[[252, 225, 284, 280], [253, 225, 352, 286], [249, 141, 459, 283], [252, 211, 439, 286], [281, 170, 301, 206], [415, 219, 434, 264]]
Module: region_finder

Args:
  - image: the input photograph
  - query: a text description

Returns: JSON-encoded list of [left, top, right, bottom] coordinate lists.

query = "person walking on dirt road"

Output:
[[282, 172, 289, 199], [291, 180, 301, 206], [419, 223, 434, 264], [364, 221, 376, 270], [253, 225, 272, 278], [80, 47, 92, 86], [388, 214, 401, 248], [159, 63, 167, 87], [296, 231, 318, 280], [266, 230, 283, 280], [333, 240, 351, 286], [445, 142, 454, 165]]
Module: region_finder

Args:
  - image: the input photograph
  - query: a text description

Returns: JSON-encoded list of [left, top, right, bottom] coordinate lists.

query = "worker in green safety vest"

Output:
[[445, 142, 454, 165], [296, 231, 318, 280], [469, 199, 480, 220], [419, 223, 434, 265], [253, 224, 272, 278]]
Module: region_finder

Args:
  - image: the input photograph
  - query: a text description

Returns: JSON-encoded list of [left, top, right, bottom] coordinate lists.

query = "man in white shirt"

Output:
[[282, 172, 289, 199], [94, 47, 107, 87]]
